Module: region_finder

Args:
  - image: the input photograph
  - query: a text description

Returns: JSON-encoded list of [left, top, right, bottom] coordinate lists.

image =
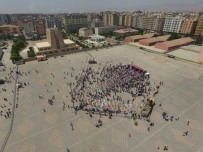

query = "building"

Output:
[[90, 19, 103, 28], [163, 16, 184, 33], [79, 28, 93, 37], [34, 28, 78, 55], [0, 25, 21, 38], [95, 26, 117, 35], [155, 37, 194, 51], [89, 34, 105, 42], [103, 12, 119, 26], [125, 33, 154, 42], [180, 18, 198, 36], [113, 28, 137, 36], [139, 35, 170, 46], [119, 15, 125, 26], [110, 13, 119, 26], [22, 21, 34, 39], [143, 16, 155, 30], [46, 16, 62, 30], [124, 15, 133, 27], [152, 17, 165, 32], [103, 12, 109, 26], [195, 17, 203, 36], [0, 15, 11, 24], [132, 16, 138, 28], [34, 20, 46, 36], [62, 14, 89, 32]]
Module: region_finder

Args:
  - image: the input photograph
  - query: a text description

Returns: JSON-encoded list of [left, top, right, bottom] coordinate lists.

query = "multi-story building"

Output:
[[90, 19, 103, 28], [136, 16, 144, 29], [0, 15, 11, 24], [79, 28, 93, 37], [34, 20, 46, 36], [152, 17, 165, 32], [103, 12, 109, 26], [132, 16, 137, 28], [62, 14, 89, 32], [103, 12, 119, 26], [180, 18, 198, 36], [119, 15, 125, 26], [23, 21, 34, 37], [95, 26, 117, 35], [142, 16, 155, 30], [109, 13, 118, 26], [195, 17, 203, 36], [163, 16, 184, 33], [46, 16, 62, 30], [124, 15, 133, 27], [0, 24, 21, 38]]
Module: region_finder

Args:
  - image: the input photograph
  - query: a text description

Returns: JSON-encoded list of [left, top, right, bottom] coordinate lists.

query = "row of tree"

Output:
[[10, 36, 27, 61]]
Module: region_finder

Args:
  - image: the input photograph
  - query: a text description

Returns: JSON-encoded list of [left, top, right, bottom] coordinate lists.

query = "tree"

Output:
[[27, 47, 36, 58], [169, 33, 181, 40], [194, 35, 203, 45]]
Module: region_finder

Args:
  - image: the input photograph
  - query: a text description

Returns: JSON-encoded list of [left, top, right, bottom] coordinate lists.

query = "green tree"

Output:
[[169, 33, 181, 40], [10, 36, 27, 61], [194, 35, 203, 45]]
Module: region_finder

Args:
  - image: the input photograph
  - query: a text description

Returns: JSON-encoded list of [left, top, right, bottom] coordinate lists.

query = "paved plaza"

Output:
[[0, 44, 203, 152]]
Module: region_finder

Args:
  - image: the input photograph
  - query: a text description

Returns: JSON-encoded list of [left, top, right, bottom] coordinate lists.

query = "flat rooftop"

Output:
[[181, 45, 203, 53], [63, 39, 75, 45], [114, 28, 137, 34], [156, 37, 194, 48], [1, 45, 203, 152], [167, 49, 199, 63], [139, 35, 170, 43], [35, 42, 51, 48]]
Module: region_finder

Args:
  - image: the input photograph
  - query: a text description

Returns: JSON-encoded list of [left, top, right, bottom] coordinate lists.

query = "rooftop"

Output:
[[63, 39, 75, 45], [89, 34, 105, 39], [79, 27, 89, 30], [35, 42, 51, 49], [0, 24, 19, 28], [181, 45, 203, 53], [114, 28, 137, 34], [139, 35, 170, 43], [126, 33, 154, 40], [157, 37, 194, 47]]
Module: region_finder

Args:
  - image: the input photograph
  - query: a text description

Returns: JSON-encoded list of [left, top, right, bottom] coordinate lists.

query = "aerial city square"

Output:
[[0, 0, 203, 152]]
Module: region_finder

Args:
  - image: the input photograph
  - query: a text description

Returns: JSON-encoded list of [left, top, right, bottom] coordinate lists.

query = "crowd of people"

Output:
[[70, 63, 162, 117]]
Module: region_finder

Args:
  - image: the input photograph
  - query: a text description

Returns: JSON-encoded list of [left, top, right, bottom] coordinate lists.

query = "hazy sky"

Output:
[[0, 0, 202, 13]]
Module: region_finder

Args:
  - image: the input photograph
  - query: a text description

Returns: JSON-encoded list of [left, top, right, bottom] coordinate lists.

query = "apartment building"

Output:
[[195, 17, 203, 36], [180, 18, 198, 36], [95, 26, 117, 35], [103, 12, 119, 26], [0, 24, 21, 38], [124, 15, 133, 27], [62, 14, 89, 32], [34, 20, 46, 36], [90, 19, 103, 27], [152, 17, 165, 32], [119, 15, 125, 26], [163, 16, 184, 33], [46, 15, 62, 30]]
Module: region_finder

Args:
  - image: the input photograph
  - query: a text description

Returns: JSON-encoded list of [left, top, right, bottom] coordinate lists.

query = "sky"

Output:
[[0, 0, 202, 13]]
